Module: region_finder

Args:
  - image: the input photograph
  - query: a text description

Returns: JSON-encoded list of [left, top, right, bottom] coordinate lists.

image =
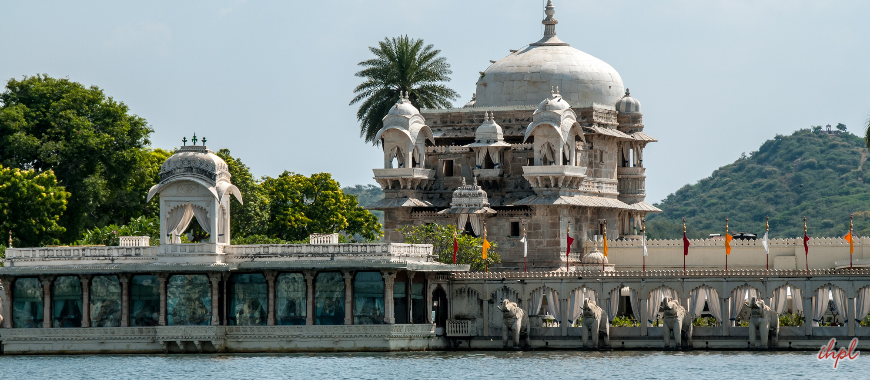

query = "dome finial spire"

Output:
[[542, 0, 557, 37]]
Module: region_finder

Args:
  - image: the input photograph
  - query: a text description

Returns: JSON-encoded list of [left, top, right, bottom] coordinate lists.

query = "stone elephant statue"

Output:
[[747, 297, 779, 349], [497, 298, 529, 349], [658, 297, 692, 349], [580, 299, 610, 349]]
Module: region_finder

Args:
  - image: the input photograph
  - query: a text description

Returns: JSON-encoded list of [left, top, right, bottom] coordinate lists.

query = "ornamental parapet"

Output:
[[522, 165, 587, 191], [373, 168, 435, 190], [223, 243, 436, 262], [4, 246, 158, 267], [450, 267, 870, 280]]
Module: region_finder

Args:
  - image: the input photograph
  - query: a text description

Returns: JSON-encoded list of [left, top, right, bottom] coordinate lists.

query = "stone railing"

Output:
[[446, 319, 476, 336], [451, 267, 870, 280], [119, 236, 150, 247], [224, 243, 435, 262], [0, 327, 158, 342], [158, 243, 224, 255], [310, 233, 339, 244], [4, 246, 158, 266], [616, 167, 645, 176], [372, 168, 435, 178], [427, 146, 471, 154]]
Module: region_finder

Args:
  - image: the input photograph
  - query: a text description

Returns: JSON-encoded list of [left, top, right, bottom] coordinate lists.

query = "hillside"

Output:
[[647, 129, 870, 239]]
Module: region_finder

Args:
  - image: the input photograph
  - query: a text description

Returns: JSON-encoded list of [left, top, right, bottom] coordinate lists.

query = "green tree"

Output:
[[398, 223, 500, 272], [262, 172, 382, 242], [836, 123, 847, 132], [75, 216, 159, 246], [0, 75, 154, 241], [0, 165, 70, 247], [215, 149, 269, 239], [350, 35, 459, 143]]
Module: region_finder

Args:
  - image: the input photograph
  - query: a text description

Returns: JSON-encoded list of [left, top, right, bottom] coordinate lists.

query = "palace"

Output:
[[370, 1, 657, 270], [1, 1, 869, 355]]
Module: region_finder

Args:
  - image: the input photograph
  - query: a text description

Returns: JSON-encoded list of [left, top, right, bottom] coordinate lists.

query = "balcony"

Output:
[[617, 167, 645, 177], [373, 168, 435, 190], [446, 319, 477, 337], [472, 168, 502, 178], [522, 165, 587, 192]]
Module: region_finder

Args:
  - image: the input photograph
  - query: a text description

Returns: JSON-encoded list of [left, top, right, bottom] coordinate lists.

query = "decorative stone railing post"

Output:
[[0, 277, 15, 328], [343, 270, 354, 325], [119, 275, 130, 327], [40, 276, 54, 328], [265, 271, 277, 326], [209, 273, 221, 326], [157, 274, 168, 326], [382, 271, 396, 324], [304, 270, 315, 325], [79, 275, 92, 328]]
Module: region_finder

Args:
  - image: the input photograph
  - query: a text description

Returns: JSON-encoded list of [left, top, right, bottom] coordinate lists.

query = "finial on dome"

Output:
[[555, 86, 560, 94], [192, 133, 198, 145], [461, 177, 466, 186], [625, 88, 631, 97], [542, 0, 558, 36], [182, 136, 187, 146], [550, 86, 554, 94], [473, 176, 478, 186]]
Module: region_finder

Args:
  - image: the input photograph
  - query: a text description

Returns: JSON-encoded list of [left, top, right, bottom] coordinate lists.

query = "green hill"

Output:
[[647, 128, 870, 239]]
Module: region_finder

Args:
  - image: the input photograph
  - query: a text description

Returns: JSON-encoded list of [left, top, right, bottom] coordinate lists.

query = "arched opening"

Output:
[[12, 278, 43, 328], [539, 142, 556, 166], [353, 271, 385, 325], [130, 275, 160, 327], [52, 276, 82, 328], [529, 286, 560, 327], [729, 284, 760, 326], [90, 275, 122, 327], [276, 272, 306, 325], [687, 285, 721, 326], [227, 273, 268, 326], [813, 284, 847, 327], [483, 150, 495, 169], [433, 286, 448, 330], [567, 286, 598, 326], [166, 274, 211, 326], [394, 271, 409, 324], [314, 272, 345, 325]]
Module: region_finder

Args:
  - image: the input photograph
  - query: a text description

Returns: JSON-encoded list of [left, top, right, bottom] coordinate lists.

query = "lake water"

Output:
[[0, 350, 865, 379]]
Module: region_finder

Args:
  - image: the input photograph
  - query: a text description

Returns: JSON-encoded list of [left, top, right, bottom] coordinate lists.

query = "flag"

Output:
[[602, 235, 608, 257], [761, 231, 769, 254], [642, 235, 648, 256], [567, 235, 575, 256], [452, 236, 458, 264], [482, 238, 490, 260], [803, 233, 810, 255], [845, 231, 854, 254], [725, 233, 733, 255], [682, 231, 690, 256], [521, 236, 527, 257]]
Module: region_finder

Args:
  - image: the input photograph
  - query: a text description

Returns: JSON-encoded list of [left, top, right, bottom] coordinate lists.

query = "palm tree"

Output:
[[350, 35, 459, 143]]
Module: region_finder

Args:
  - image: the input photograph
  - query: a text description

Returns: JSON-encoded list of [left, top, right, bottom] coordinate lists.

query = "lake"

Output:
[[0, 350, 864, 379]]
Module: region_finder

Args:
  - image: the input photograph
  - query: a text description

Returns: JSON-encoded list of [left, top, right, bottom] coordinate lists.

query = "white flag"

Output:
[[761, 231, 769, 255], [642, 235, 648, 256], [521, 236, 527, 257]]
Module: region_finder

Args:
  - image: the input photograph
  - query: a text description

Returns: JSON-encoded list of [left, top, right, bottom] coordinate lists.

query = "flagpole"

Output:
[[682, 218, 686, 274], [523, 220, 527, 273], [850, 214, 854, 269], [725, 217, 729, 271], [765, 216, 769, 271], [567, 221, 571, 273], [602, 221, 607, 273], [484, 220, 488, 273], [642, 219, 646, 272], [804, 216, 809, 271]]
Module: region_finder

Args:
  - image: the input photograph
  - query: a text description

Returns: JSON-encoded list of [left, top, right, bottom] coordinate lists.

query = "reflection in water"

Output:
[[167, 275, 211, 326], [228, 273, 267, 326], [52, 276, 82, 328], [354, 272, 384, 325], [90, 276, 121, 327], [12, 278, 43, 328], [276, 273, 306, 325], [130, 275, 160, 327], [314, 272, 344, 325], [0, 351, 865, 378]]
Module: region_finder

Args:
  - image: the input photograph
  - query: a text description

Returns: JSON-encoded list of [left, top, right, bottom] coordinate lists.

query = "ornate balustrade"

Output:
[[522, 165, 587, 190], [451, 267, 870, 280], [446, 319, 476, 336], [373, 168, 436, 190], [119, 236, 151, 247], [224, 243, 435, 262], [4, 246, 158, 267]]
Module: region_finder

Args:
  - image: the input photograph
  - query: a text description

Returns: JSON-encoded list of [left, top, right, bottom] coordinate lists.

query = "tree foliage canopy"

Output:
[[75, 216, 159, 246], [263, 172, 382, 242], [0, 165, 69, 247], [215, 149, 269, 239], [0, 75, 154, 241], [399, 223, 500, 272], [350, 35, 458, 143], [648, 129, 870, 239]]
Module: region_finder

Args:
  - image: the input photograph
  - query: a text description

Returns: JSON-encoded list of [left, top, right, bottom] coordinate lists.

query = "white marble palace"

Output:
[[1, 1, 870, 355], [371, 1, 657, 270]]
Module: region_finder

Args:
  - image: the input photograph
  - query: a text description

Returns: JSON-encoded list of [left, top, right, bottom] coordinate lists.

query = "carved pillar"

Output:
[[0, 277, 14, 328], [482, 282, 489, 336], [40, 276, 53, 328], [209, 273, 221, 326], [265, 271, 277, 326], [640, 298, 648, 336], [407, 271, 415, 324], [848, 297, 856, 336], [79, 275, 92, 328], [304, 270, 315, 325], [721, 297, 730, 336], [560, 297, 568, 336], [342, 271, 354, 325], [802, 296, 813, 336], [425, 274, 433, 324], [119, 275, 130, 327], [157, 274, 168, 326], [221, 272, 230, 326], [381, 271, 396, 324]]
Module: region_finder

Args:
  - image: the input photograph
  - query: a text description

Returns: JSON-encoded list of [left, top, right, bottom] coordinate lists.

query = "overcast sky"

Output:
[[2, 0, 869, 203]]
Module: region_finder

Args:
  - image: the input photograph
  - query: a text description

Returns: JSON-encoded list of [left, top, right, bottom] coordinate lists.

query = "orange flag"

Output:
[[845, 231, 854, 254], [725, 233, 733, 255], [482, 238, 490, 260]]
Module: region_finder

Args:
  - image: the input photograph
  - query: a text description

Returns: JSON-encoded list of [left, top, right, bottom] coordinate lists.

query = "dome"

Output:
[[468, 111, 510, 147], [387, 92, 420, 116], [159, 145, 230, 185], [581, 249, 608, 264], [473, 1, 624, 108], [537, 88, 571, 112], [615, 88, 641, 114]]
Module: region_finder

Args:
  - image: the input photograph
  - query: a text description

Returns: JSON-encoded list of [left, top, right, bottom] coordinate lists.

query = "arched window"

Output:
[[90, 275, 121, 327], [12, 278, 43, 328], [354, 271, 385, 325], [228, 273, 268, 326], [276, 273, 306, 325]]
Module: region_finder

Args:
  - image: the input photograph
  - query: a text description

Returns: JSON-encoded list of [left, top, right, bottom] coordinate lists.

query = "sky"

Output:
[[2, 0, 869, 203]]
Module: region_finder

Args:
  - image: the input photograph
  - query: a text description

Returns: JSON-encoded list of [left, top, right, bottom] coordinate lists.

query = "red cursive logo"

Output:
[[817, 338, 860, 369]]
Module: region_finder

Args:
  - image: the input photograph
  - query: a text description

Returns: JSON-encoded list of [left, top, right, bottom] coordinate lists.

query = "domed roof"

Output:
[[159, 145, 230, 185], [467, 111, 511, 147], [614, 88, 641, 114], [581, 249, 608, 264], [473, 1, 624, 108], [387, 92, 420, 116], [537, 88, 572, 112]]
